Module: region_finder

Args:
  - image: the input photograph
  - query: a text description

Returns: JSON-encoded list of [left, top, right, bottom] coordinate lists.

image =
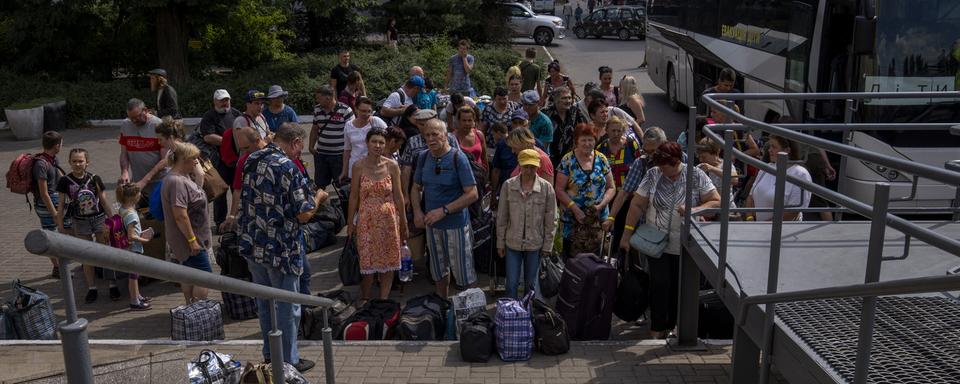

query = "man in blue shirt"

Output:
[[411, 119, 479, 297], [262, 85, 299, 132], [238, 123, 328, 373]]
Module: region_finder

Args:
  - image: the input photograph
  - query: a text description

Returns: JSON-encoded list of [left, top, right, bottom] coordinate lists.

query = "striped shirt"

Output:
[[312, 101, 354, 155]]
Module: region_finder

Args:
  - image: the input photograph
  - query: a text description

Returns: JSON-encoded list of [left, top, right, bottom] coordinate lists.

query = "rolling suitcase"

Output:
[[555, 237, 618, 340]]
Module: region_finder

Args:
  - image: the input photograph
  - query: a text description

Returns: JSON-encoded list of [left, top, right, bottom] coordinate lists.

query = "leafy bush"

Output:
[[0, 43, 521, 126], [376, 0, 511, 44]]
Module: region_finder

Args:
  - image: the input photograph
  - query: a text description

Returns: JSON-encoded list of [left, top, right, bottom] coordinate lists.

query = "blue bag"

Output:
[[149, 179, 164, 221]]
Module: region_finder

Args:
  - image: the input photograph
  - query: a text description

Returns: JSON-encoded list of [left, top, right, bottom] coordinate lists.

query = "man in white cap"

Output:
[[148, 68, 179, 119], [262, 85, 299, 133], [196, 89, 241, 228]]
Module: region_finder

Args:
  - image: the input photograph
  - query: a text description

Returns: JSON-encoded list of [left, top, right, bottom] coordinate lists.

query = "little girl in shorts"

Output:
[[116, 184, 155, 311]]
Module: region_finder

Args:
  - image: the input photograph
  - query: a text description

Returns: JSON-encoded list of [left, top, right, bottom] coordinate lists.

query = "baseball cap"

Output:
[[213, 89, 231, 101], [413, 108, 437, 120], [245, 89, 266, 102], [518, 149, 541, 168], [511, 109, 529, 121], [148, 68, 167, 77], [521, 90, 540, 105], [407, 75, 425, 88]]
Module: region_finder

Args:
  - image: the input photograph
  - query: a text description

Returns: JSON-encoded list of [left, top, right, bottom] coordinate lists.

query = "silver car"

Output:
[[500, 2, 565, 45]]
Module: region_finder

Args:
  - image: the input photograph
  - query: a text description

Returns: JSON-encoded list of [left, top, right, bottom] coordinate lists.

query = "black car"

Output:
[[573, 6, 646, 40]]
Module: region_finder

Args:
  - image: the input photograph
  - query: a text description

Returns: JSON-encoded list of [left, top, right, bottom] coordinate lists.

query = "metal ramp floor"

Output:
[[686, 221, 960, 383]]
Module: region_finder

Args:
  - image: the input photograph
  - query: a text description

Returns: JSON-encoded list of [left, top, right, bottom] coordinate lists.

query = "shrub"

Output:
[[0, 44, 521, 126]]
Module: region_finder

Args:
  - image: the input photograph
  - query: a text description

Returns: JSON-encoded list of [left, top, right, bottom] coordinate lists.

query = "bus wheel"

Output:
[[667, 67, 681, 111]]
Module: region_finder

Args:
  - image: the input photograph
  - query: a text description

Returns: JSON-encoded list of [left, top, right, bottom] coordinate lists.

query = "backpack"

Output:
[[494, 291, 535, 362], [375, 90, 406, 126], [219, 128, 241, 167], [530, 298, 570, 355], [342, 299, 401, 341], [6, 154, 37, 196], [215, 231, 251, 280], [416, 148, 488, 218], [302, 290, 356, 340], [148, 179, 164, 221], [66, 174, 100, 217], [398, 294, 450, 341], [105, 214, 130, 250], [459, 312, 496, 363]]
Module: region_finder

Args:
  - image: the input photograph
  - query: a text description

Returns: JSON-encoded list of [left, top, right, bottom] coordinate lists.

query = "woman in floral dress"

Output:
[[347, 128, 407, 301], [555, 123, 617, 258]]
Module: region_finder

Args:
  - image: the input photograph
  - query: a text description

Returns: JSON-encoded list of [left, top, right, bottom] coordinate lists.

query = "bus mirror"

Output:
[[853, 16, 877, 55]]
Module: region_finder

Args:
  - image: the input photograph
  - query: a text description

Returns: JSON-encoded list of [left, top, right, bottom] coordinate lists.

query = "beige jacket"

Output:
[[496, 174, 557, 252]]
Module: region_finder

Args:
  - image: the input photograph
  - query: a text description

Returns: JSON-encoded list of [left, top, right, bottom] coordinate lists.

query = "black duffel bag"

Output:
[[215, 231, 251, 280], [538, 253, 564, 298], [613, 250, 649, 323], [339, 236, 361, 286], [531, 298, 570, 355], [459, 312, 495, 363]]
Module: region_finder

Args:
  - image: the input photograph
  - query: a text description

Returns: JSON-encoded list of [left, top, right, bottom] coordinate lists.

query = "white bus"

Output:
[[645, 0, 960, 210]]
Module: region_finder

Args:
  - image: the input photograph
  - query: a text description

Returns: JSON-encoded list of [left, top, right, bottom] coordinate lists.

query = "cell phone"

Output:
[[141, 227, 155, 240]]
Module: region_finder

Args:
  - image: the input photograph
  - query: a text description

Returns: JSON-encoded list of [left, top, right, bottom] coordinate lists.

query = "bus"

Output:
[[645, 0, 960, 210]]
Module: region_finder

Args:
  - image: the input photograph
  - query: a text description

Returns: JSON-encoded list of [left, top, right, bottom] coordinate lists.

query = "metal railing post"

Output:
[[759, 152, 789, 384], [322, 308, 335, 384], [57, 257, 94, 384], [269, 299, 285, 382], [677, 105, 701, 346], [716, 130, 735, 289], [853, 182, 890, 384]]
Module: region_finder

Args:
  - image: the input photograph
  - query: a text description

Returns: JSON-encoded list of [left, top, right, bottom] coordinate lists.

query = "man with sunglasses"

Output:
[[410, 119, 479, 297], [119, 98, 166, 207]]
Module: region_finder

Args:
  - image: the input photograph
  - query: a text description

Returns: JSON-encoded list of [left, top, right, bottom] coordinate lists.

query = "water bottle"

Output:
[[399, 243, 413, 282]]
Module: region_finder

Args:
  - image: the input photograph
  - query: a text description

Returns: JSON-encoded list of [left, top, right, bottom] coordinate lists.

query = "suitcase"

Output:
[[555, 252, 618, 340], [698, 290, 734, 339], [302, 290, 355, 340], [171, 299, 225, 341], [221, 290, 258, 320]]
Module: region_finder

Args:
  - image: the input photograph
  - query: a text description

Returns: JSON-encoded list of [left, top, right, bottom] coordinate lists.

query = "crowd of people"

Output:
[[27, 42, 821, 371]]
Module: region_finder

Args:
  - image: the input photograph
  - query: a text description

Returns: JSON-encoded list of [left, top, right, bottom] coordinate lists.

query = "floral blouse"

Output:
[[557, 150, 611, 237]]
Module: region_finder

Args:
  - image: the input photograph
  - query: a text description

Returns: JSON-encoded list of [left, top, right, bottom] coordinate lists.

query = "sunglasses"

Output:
[[434, 156, 442, 175]]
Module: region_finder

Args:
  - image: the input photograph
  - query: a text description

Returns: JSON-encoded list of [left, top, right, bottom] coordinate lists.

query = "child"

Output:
[[55, 148, 116, 303], [490, 122, 509, 145], [116, 183, 154, 310]]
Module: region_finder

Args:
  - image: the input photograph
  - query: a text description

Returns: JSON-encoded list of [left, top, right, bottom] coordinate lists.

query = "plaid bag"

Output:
[[171, 299, 224, 341], [495, 291, 535, 362], [221, 290, 258, 320], [187, 349, 242, 384], [9, 280, 58, 340]]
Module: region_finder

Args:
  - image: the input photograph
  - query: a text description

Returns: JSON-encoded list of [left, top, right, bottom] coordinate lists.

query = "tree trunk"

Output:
[[156, 5, 190, 86]]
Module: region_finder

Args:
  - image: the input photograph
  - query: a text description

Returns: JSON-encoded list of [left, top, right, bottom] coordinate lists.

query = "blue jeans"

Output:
[[505, 249, 541, 299], [248, 261, 301, 364], [299, 257, 311, 296]]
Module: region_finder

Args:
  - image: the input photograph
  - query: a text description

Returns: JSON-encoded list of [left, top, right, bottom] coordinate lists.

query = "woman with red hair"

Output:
[[620, 141, 720, 338], [555, 123, 616, 258]]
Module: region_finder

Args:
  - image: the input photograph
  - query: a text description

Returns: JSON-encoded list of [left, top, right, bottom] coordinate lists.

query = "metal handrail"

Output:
[[682, 91, 960, 384], [23, 229, 337, 384]]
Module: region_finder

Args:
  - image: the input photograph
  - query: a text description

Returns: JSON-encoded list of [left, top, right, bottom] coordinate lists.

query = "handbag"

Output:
[[188, 349, 242, 384], [613, 250, 650, 322], [238, 362, 308, 384], [339, 236, 361, 286], [538, 253, 564, 298], [628, 173, 679, 259], [8, 280, 58, 340], [201, 158, 228, 202]]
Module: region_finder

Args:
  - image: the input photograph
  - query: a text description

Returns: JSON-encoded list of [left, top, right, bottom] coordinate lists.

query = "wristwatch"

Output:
[[442, 205, 450, 215]]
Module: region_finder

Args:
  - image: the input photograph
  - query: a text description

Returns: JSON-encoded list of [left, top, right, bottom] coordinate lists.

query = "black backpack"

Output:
[[302, 290, 356, 340], [215, 231, 251, 280], [613, 251, 649, 323], [375, 90, 406, 126], [459, 311, 495, 363], [342, 299, 401, 340], [417, 148, 488, 219], [398, 294, 450, 341], [531, 298, 570, 355]]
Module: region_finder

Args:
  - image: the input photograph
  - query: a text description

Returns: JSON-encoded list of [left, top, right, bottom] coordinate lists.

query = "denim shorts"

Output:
[[180, 249, 213, 273], [72, 213, 106, 237]]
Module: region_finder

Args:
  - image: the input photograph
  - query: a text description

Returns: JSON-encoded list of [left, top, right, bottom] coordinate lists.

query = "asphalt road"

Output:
[[513, 35, 688, 139]]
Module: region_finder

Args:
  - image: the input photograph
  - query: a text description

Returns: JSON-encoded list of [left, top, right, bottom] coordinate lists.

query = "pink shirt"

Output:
[[510, 147, 555, 181]]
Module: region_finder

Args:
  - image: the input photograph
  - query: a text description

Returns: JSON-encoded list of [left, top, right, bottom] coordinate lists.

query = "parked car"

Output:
[[499, 2, 566, 45], [573, 5, 646, 40]]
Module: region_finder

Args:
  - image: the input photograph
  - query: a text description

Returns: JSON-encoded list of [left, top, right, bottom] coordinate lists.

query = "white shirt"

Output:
[[750, 164, 812, 221], [343, 116, 388, 177], [383, 88, 412, 109], [232, 114, 269, 139]]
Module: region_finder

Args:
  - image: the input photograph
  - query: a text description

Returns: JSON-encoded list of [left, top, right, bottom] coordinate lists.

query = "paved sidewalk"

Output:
[[1, 340, 752, 383]]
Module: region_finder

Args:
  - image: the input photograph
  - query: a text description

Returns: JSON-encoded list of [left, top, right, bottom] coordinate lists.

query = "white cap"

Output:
[[213, 89, 231, 101]]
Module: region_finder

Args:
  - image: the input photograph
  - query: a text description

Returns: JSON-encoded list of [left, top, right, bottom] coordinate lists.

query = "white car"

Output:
[[500, 2, 565, 45]]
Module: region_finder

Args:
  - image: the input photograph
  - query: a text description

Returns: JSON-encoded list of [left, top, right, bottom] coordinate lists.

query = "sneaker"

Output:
[[51, 267, 60, 279], [129, 302, 152, 311], [109, 286, 122, 301], [139, 296, 153, 303], [293, 358, 315, 373], [84, 289, 98, 303]]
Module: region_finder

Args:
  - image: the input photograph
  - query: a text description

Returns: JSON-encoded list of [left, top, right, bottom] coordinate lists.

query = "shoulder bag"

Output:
[[628, 172, 681, 258]]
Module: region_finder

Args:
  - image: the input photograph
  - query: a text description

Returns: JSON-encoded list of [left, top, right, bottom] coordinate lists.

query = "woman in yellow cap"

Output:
[[495, 149, 557, 299]]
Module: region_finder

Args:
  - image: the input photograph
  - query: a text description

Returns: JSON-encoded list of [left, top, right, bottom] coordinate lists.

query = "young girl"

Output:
[[55, 148, 115, 304], [116, 183, 154, 310]]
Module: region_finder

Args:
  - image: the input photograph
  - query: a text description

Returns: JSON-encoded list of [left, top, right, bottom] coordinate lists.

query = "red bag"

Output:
[[218, 129, 240, 167], [6, 153, 37, 195]]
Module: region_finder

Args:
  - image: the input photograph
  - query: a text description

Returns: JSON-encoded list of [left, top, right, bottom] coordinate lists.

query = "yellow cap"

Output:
[[517, 149, 541, 168]]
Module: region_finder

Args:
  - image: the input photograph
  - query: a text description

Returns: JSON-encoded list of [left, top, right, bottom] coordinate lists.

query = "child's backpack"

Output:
[[494, 291, 535, 362], [105, 214, 129, 250], [66, 174, 100, 217], [6, 154, 37, 196]]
